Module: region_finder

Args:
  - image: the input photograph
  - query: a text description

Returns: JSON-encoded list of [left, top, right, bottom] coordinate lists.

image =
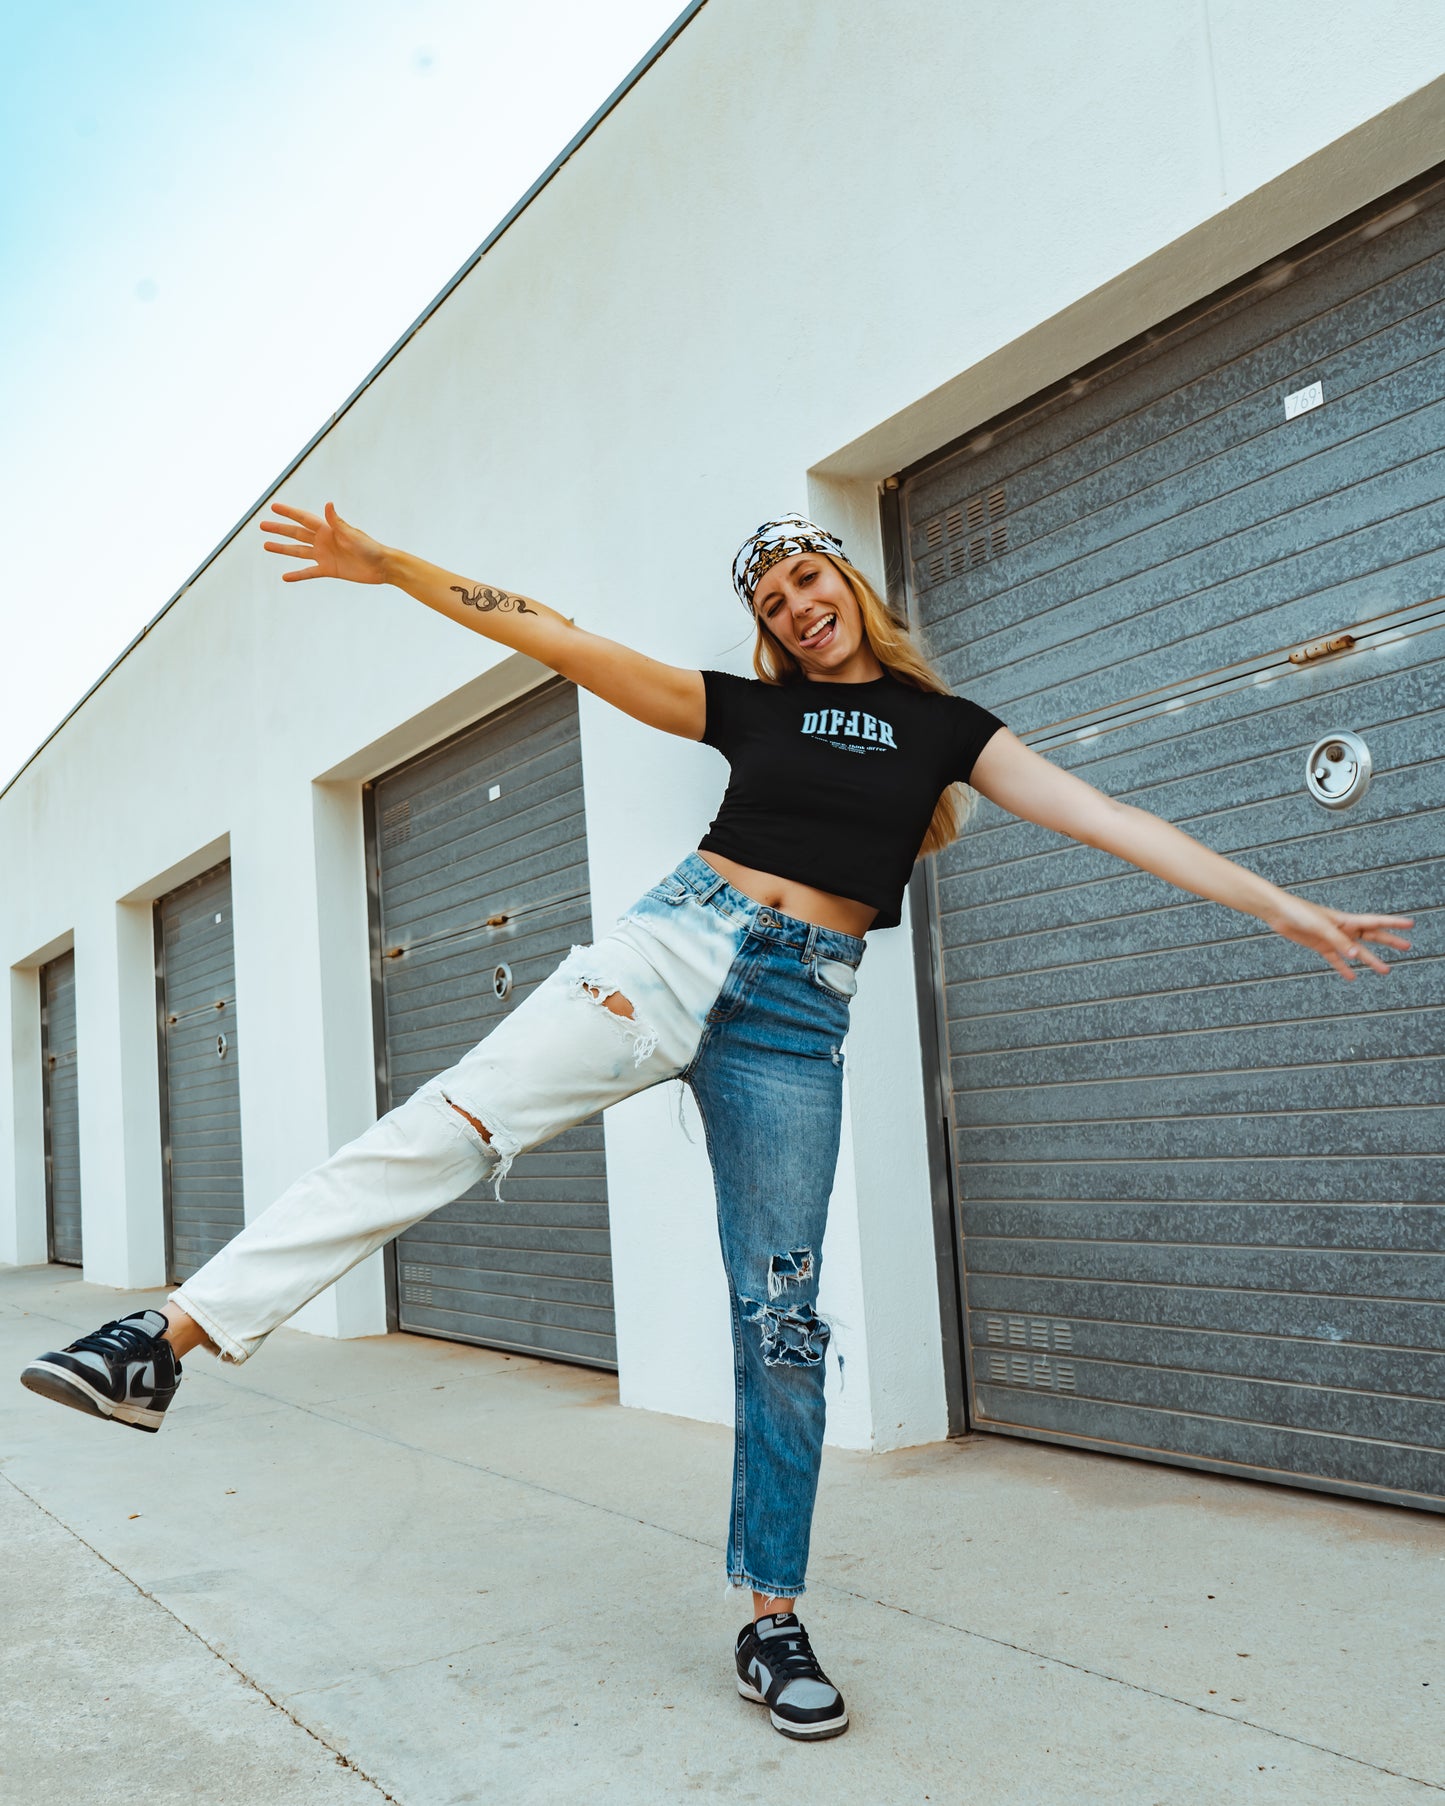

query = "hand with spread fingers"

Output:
[[1260, 892, 1414, 981], [259, 499, 388, 584], [254, 495, 709, 741], [967, 733, 1418, 984]]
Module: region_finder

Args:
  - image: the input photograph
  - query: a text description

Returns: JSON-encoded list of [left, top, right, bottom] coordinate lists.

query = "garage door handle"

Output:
[[1305, 731, 1372, 809], [1289, 632, 1355, 665]]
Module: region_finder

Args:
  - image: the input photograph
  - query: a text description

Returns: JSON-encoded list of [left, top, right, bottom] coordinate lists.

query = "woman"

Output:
[[21, 505, 1413, 1743]]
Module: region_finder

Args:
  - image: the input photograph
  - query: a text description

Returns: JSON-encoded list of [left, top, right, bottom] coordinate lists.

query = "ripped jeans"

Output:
[[169, 850, 866, 1599]]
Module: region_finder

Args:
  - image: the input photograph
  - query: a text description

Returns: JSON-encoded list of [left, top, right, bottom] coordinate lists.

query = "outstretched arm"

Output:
[[260, 499, 705, 741], [967, 728, 1414, 982]]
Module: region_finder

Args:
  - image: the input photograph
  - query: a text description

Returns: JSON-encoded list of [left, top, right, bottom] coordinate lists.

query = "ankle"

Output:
[[160, 1303, 214, 1359]]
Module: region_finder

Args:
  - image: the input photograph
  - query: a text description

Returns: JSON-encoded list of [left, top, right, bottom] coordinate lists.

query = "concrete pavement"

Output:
[[2, 1263, 1440, 1805]]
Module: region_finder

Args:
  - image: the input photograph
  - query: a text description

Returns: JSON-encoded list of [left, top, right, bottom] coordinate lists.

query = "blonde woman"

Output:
[[22, 506, 1413, 1742]]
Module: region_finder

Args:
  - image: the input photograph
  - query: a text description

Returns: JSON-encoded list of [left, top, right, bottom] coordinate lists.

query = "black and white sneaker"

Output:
[[736, 1612, 849, 1740], [20, 1309, 182, 1433]]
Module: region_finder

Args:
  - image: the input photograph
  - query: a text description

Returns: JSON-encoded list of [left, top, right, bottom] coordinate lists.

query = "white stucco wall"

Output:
[[5, 0, 1444, 1450]]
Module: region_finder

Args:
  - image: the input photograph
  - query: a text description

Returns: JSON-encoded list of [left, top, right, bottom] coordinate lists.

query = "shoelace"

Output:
[[70, 1318, 163, 1361], [756, 1626, 829, 1689]]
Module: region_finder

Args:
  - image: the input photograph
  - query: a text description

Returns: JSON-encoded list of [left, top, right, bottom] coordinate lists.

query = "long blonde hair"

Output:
[[749, 555, 979, 857]]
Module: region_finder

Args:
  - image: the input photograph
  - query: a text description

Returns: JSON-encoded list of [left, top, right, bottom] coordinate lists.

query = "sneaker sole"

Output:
[[20, 1361, 166, 1433], [736, 1675, 849, 1740]]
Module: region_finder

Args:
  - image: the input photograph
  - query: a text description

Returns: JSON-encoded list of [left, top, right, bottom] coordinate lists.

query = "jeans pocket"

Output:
[[645, 875, 691, 906], [808, 953, 859, 1001]]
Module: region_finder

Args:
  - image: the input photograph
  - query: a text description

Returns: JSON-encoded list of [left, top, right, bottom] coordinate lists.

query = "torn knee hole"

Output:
[[767, 1247, 814, 1299], [437, 1090, 521, 1203], [583, 982, 635, 1020], [447, 1099, 492, 1144], [558, 951, 660, 1067], [740, 1295, 831, 1368]]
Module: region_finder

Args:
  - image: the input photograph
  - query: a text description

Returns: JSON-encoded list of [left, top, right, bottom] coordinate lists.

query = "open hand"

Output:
[[1262, 892, 1413, 980], [259, 499, 387, 584]]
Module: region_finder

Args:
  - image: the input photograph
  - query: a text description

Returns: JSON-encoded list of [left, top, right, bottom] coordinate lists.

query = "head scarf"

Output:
[[731, 512, 853, 614]]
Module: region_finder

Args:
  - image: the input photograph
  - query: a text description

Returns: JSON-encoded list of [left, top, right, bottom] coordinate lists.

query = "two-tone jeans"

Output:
[[170, 850, 867, 1599]]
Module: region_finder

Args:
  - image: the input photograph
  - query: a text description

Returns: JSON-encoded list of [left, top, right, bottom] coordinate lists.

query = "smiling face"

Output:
[[752, 552, 884, 683]]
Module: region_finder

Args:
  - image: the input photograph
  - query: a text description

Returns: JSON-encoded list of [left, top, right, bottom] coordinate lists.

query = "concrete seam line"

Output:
[[0, 1471, 404, 1805], [10, 1337, 1439, 1792], [213, 1389, 1445, 1794], [834, 1591, 1445, 1795]]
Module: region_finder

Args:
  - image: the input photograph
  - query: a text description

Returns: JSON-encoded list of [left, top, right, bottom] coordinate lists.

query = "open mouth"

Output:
[[800, 612, 837, 649]]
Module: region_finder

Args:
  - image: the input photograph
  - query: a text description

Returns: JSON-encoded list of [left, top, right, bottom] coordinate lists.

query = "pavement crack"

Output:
[[0, 1470, 406, 1805]]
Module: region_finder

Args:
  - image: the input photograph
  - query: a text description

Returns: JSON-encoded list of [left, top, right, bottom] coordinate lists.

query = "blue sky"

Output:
[[0, 0, 686, 787]]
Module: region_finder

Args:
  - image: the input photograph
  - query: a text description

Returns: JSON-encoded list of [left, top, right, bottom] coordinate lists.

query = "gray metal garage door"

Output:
[[369, 678, 617, 1368], [156, 862, 245, 1283], [902, 169, 1445, 1511], [40, 950, 82, 1266]]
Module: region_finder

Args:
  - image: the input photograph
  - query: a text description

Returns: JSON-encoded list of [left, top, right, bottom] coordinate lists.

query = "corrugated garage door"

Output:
[[40, 950, 82, 1266], [370, 678, 617, 1368], [902, 170, 1445, 1511], [156, 863, 245, 1283]]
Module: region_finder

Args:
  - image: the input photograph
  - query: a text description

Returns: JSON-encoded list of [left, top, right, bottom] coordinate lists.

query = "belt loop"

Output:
[[686, 855, 728, 904], [802, 922, 819, 963]]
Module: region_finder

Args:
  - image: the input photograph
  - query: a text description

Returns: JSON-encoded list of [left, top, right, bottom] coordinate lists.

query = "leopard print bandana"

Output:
[[731, 513, 852, 613]]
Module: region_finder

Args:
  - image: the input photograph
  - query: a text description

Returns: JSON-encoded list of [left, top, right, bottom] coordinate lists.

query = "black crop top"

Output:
[[696, 668, 1007, 930]]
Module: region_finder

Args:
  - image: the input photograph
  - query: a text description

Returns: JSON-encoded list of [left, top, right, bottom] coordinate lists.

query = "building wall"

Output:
[[4, 0, 1444, 1450]]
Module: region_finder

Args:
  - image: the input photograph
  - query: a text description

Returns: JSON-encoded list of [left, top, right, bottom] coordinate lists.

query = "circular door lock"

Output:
[[492, 962, 513, 1001], [1305, 730, 1372, 810], [216, 1032, 229, 1060]]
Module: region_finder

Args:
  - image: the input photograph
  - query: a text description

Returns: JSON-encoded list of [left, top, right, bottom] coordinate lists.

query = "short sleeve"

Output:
[[949, 693, 1008, 784], [700, 669, 755, 756]]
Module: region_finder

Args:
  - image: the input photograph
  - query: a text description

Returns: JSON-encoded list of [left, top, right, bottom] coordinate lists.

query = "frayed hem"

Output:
[[724, 1573, 806, 1601], [166, 1289, 251, 1365]]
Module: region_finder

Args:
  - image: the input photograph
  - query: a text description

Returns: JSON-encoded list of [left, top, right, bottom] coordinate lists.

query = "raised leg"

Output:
[[168, 934, 684, 1365]]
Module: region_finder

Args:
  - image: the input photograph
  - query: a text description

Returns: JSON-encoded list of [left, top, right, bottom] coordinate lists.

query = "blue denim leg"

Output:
[[681, 887, 862, 1600]]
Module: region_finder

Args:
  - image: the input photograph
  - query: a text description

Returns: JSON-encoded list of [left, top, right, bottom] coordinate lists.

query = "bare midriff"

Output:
[[696, 851, 878, 938]]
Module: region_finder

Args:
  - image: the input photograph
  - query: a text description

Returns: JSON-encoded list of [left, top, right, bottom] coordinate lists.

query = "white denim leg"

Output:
[[422, 912, 729, 1198], [170, 1087, 487, 1363], [170, 895, 745, 1365]]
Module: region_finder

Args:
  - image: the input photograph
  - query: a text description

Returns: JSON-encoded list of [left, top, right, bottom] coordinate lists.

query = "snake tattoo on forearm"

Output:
[[448, 584, 538, 615]]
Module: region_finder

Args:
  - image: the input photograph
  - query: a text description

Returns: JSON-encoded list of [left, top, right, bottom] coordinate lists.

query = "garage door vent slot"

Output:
[[918, 484, 1008, 587], [381, 800, 412, 848]]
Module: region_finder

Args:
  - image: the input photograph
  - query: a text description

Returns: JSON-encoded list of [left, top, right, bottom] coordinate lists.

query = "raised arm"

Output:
[[967, 728, 1414, 982], [260, 499, 705, 741]]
